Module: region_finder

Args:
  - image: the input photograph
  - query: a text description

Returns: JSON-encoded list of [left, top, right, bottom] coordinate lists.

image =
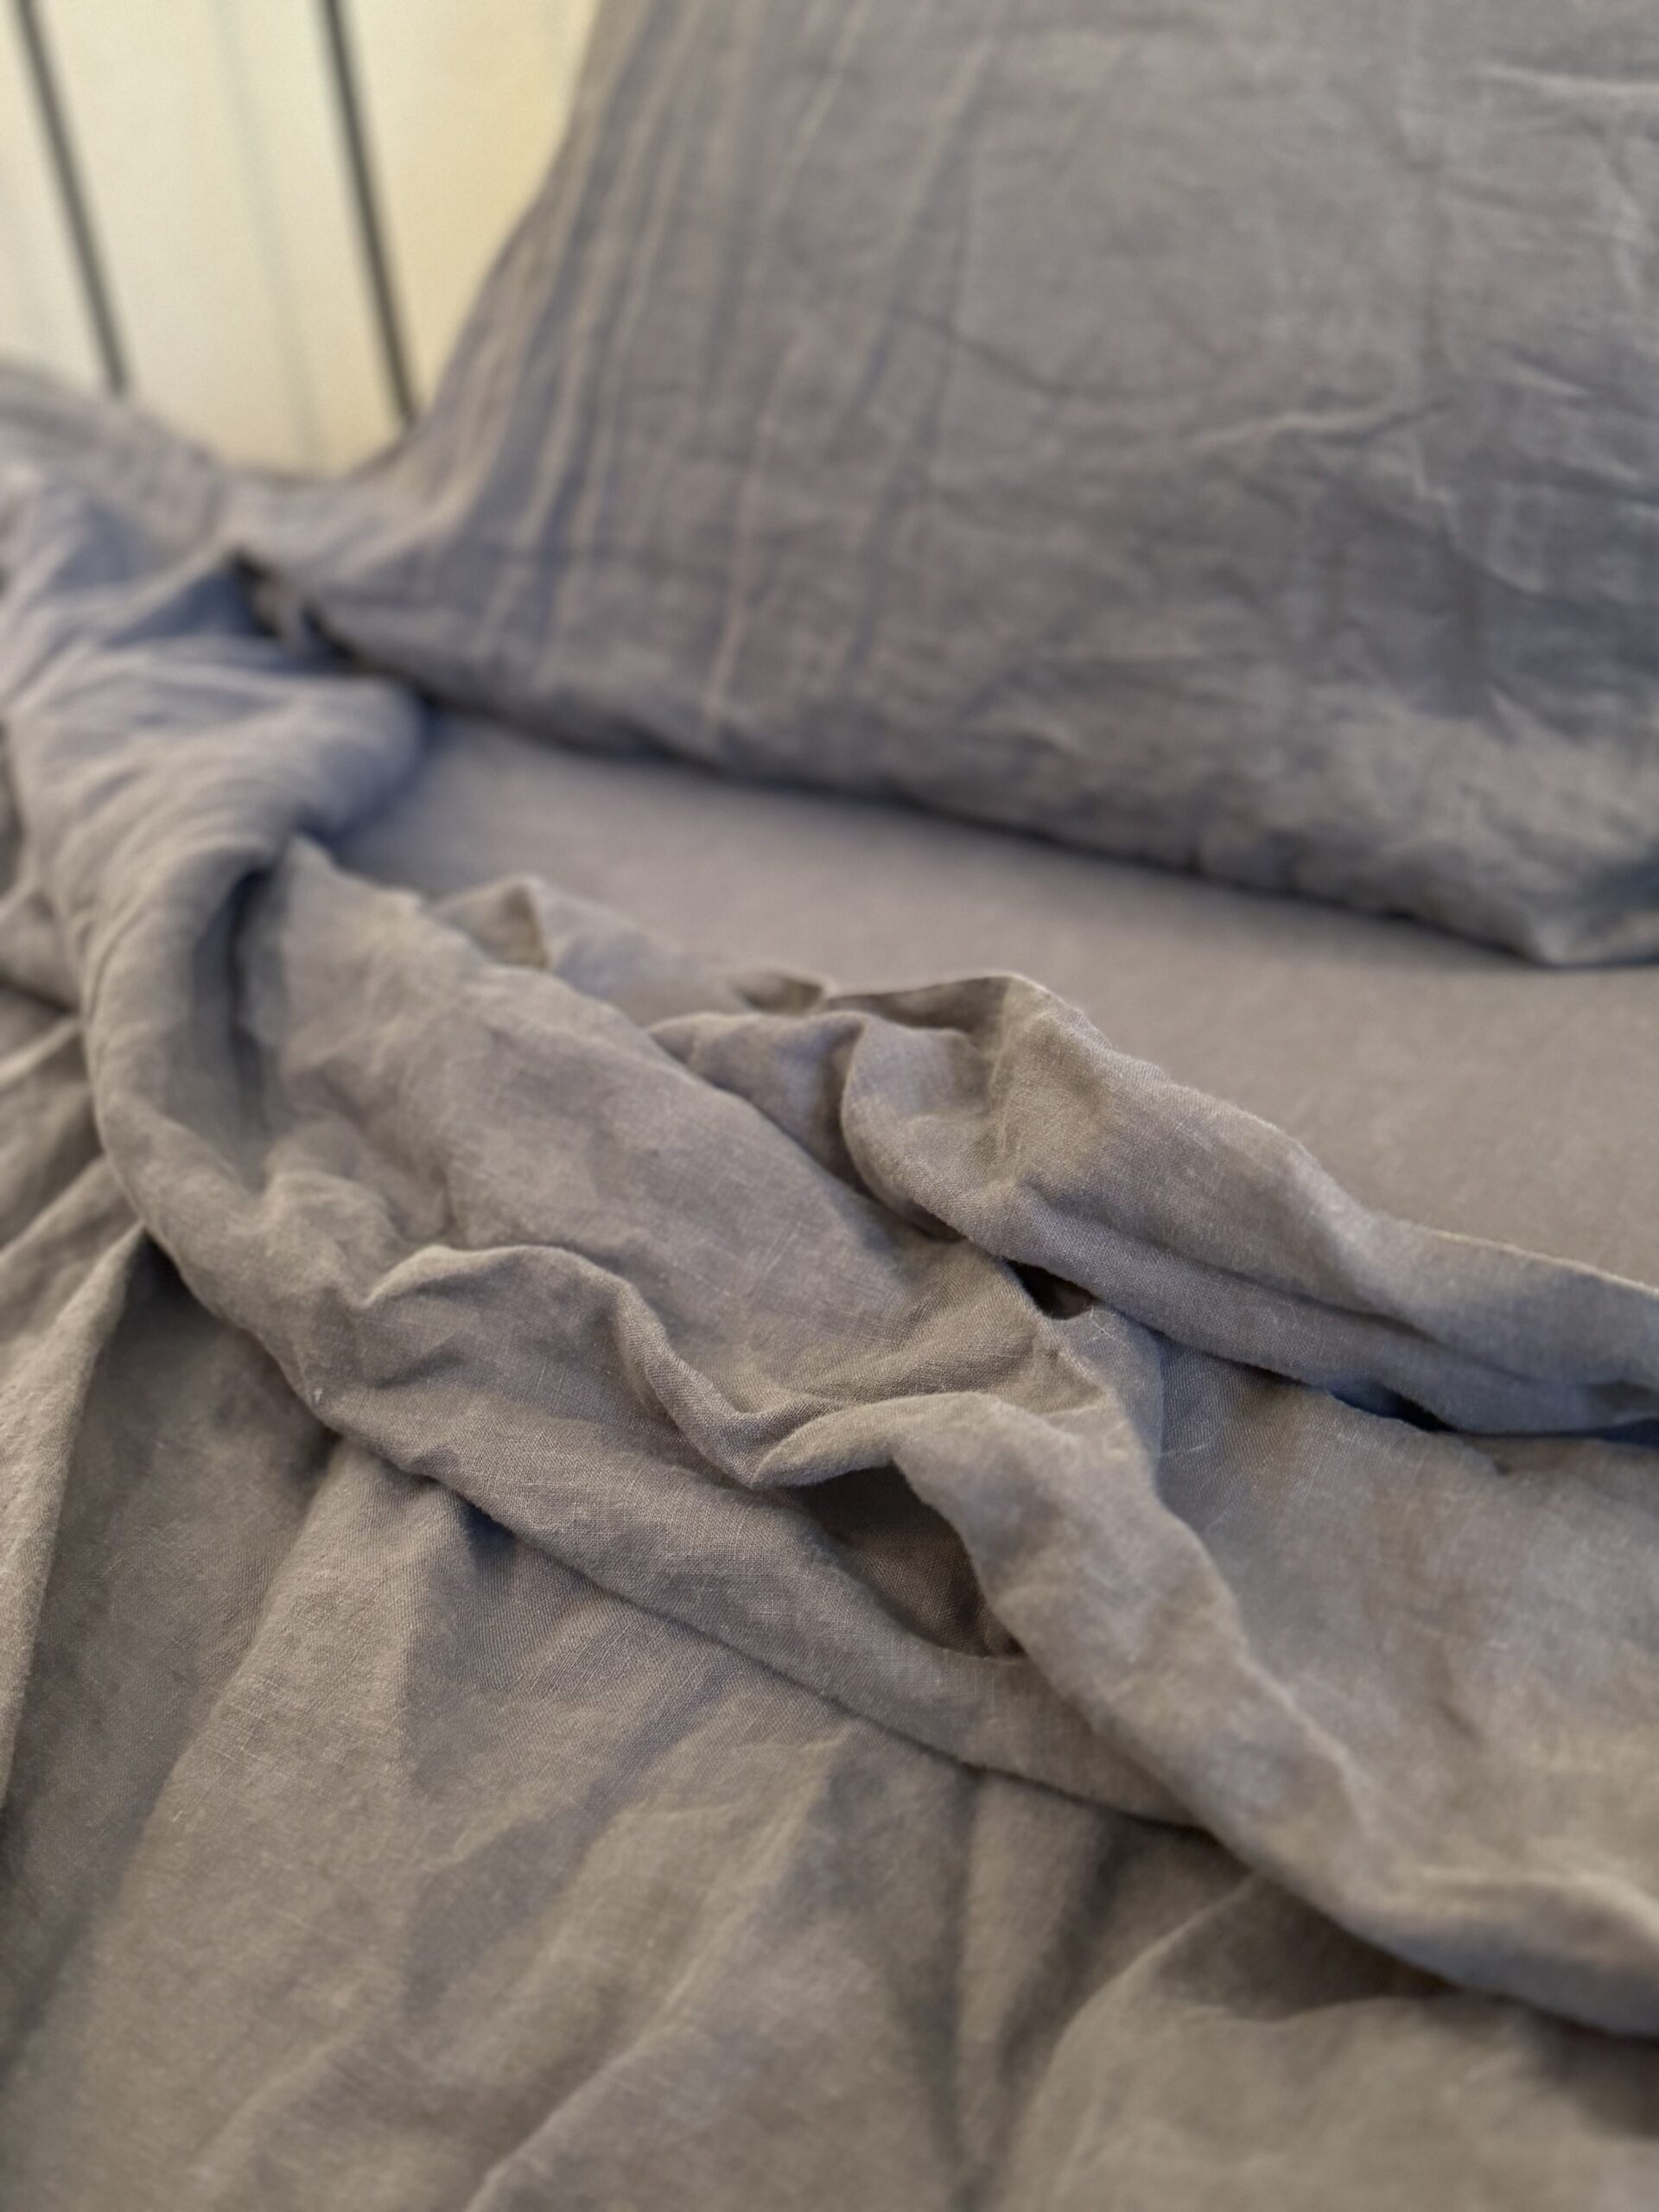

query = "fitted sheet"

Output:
[[346, 715, 1659, 1287]]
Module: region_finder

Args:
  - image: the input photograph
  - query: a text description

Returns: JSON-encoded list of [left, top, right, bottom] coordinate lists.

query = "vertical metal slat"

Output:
[[318, 0, 416, 426], [13, 0, 128, 396]]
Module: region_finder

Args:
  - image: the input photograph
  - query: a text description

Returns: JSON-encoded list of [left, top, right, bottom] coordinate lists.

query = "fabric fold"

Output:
[[6, 472, 1659, 2039]]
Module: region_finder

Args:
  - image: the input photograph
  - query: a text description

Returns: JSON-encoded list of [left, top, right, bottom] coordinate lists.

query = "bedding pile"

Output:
[[1, 386, 1658, 2207], [4, 0, 1659, 2202]]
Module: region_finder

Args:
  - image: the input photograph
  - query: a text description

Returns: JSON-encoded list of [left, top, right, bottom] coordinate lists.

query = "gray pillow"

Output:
[[233, 0, 1659, 962]]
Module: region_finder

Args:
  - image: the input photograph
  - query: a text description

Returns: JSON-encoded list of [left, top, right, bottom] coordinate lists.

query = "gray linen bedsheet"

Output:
[[346, 714, 1659, 1287], [3, 393, 1659, 2208]]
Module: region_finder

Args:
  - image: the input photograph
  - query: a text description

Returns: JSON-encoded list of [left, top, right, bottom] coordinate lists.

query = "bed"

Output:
[[4, 3, 1659, 2208]]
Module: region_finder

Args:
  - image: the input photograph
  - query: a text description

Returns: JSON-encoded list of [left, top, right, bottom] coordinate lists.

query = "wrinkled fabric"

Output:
[[226, 0, 1659, 963], [3, 384, 1659, 2205], [341, 709, 1659, 1287]]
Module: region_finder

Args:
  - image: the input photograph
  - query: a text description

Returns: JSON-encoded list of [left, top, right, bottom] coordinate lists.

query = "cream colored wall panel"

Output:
[[46, 0, 391, 469], [0, 1, 594, 470], [352, 0, 594, 401]]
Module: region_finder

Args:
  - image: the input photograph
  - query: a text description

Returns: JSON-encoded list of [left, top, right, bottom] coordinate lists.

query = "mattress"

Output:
[[346, 712, 1659, 1287]]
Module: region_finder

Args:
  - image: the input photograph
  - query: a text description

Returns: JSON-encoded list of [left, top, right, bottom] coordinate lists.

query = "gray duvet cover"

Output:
[[2, 379, 1659, 2208]]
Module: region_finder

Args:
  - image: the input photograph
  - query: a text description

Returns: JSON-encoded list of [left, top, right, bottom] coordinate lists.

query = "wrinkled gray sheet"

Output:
[[234, 0, 1659, 963], [3, 391, 1659, 2208], [346, 713, 1659, 1286]]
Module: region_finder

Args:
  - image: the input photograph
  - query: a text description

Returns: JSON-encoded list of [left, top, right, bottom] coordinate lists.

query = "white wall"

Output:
[[0, 0, 594, 471]]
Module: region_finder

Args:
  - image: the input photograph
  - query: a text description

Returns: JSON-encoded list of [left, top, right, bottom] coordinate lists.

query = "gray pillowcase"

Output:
[[233, 0, 1659, 963]]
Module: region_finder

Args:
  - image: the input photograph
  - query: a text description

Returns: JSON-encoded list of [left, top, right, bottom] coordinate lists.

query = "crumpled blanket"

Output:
[[3, 383, 1659, 2207]]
